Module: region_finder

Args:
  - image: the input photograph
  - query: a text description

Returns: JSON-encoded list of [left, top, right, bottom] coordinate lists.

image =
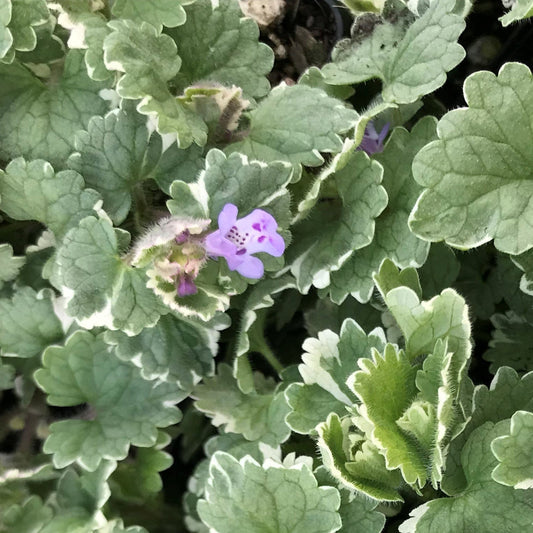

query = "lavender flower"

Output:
[[358, 121, 390, 155], [205, 203, 285, 278]]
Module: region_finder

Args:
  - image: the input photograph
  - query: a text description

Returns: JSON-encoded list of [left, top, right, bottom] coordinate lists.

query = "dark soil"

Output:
[[264, 0, 348, 85]]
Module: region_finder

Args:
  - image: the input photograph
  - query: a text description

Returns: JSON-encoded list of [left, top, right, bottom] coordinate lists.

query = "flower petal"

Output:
[[377, 122, 390, 144], [177, 276, 197, 296], [217, 203, 238, 234], [205, 231, 237, 257], [236, 255, 264, 278]]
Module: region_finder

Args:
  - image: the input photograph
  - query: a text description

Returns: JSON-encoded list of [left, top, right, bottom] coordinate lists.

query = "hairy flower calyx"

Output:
[[131, 217, 210, 297]]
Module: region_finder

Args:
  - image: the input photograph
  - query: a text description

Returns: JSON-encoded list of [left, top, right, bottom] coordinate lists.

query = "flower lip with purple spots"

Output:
[[205, 203, 285, 279]]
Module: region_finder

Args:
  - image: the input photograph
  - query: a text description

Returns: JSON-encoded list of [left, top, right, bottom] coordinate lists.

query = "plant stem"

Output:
[[249, 310, 284, 375], [132, 183, 149, 232], [255, 336, 284, 375]]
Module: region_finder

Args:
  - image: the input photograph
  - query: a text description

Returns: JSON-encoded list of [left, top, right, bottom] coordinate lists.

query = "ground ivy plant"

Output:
[[1, 0, 533, 531]]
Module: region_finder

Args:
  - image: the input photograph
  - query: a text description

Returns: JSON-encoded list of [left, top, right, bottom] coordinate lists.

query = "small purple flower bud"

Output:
[[358, 121, 390, 155], [175, 230, 190, 244], [177, 275, 198, 297], [205, 203, 285, 279]]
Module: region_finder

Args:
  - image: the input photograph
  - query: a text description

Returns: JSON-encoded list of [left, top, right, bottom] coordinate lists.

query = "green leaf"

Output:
[[34, 330, 185, 471], [0, 243, 25, 287], [104, 20, 181, 100], [351, 344, 426, 486], [286, 319, 386, 434], [496, 253, 533, 319], [317, 412, 404, 502], [452, 245, 502, 320], [49, 1, 110, 80], [56, 461, 115, 516], [105, 313, 217, 392], [376, 264, 471, 367], [400, 421, 533, 533], [3, 496, 53, 533], [2, 0, 49, 62], [500, 0, 533, 26], [336, 488, 386, 533], [168, 149, 293, 221], [415, 338, 463, 485], [289, 150, 387, 292], [329, 117, 435, 303], [0, 158, 101, 239], [511, 247, 533, 296], [0, 359, 15, 389], [285, 384, 347, 436], [0, 0, 13, 60], [184, 434, 269, 532], [167, 0, 273, 98], [0, 50, 110, 167], [197, 451, 342, 533], [484, 311, 533, 374], [442, 366, 533, 495], [304, 296, 383, 338], [226, 83, 358, 170], [68, 104, 162, 225], [410, 62, 533, 255], [298, 66, 355, 100], [321, 0, 465, 104], [193, 364, 291, 446], [6, 462, 117, 533], [373, 258, 422, 298], [111, 431, 173, 500], [0, 287, 63, 358], [109, 267, 169, 335], [14, 12, 64, 64], [103, 19, 207, 147], [102, 520, 148, 533], [111, 0, 189, 29], [234, 275, 296, 393], [152, 142, 205, 194], [54, 216, 123, 320], [492, 410, 533, 489], [418, 244, 460, 298]]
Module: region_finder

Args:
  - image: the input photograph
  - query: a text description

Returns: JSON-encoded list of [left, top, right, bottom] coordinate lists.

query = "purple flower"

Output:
[[358, 121, 390, 155], [205, 203, 285, 278], [177, 273, 198, 297]]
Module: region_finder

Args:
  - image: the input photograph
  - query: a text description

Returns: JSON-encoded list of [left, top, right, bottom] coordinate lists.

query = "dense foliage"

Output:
[[1, 0, 533, 531]]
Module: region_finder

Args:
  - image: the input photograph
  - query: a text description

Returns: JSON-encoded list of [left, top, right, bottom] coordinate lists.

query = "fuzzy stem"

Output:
[[132, 183, 149, 232], [249, 310, 284, 375], [256, 339, 284, 375]]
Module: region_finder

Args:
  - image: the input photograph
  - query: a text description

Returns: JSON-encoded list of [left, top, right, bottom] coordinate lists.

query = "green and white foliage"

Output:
[[328, 117, 436, 303], [400, 420, 533, 533], [104, 313, 220, 392], [34, 330, 186, 471], [2, 0, 533, 531], [499, 0, 533, 26], [193, 364, 291, 446], [0, 286, 63, 358], [0, 50, 110, 168], [225, 83, 358, 173], [410, 62, 533, 255], [321, 0, 466, 103], [285, 318, 386, 434], [492, 410, 533, 489], [166, 0, 273, 99], [289, 149, 387, 293], [197, 452, 342, 533], [315, 261, 473, 500], [68, 102, 163, 225]]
